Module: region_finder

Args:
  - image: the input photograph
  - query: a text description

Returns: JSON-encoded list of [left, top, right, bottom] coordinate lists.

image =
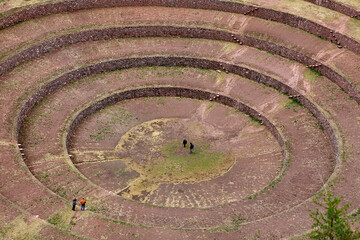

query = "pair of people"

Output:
[[72, 198, 86, 211], [183, 139, 194, 153]]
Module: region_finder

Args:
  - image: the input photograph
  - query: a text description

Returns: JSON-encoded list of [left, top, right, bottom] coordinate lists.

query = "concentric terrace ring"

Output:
[[1, 0, 360, 55], [15, 56, 336, 228], [0, 26, 359, 104], [1, 1, 359, 239]]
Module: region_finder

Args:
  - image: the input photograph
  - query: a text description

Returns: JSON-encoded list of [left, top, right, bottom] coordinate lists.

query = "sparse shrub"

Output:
[[309, 191, 360, 239]]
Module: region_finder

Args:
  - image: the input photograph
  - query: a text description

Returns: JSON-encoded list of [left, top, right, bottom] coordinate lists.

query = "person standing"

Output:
[[183, 139, 187, 148], [190, 142, 194, 154], [72, 199, 77, 211], [80, 198, 86, 211]]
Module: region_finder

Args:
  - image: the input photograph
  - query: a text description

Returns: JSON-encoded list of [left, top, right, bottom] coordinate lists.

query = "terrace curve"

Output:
[[16, 56, 338, 164], [0, 1, 359, 239], [0, 26, 359, 104], [15, 55, 336, 230], [64, 87, 286, 206], [0, 0, 360, 55], [303, 0, 360, 19]]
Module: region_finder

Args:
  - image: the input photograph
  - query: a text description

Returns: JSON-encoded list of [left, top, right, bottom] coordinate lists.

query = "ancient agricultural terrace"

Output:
[[0, 0, 359, 239]]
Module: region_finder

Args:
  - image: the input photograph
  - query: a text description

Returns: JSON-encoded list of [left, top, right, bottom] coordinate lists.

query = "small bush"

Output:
[[309, 191, 360, 239]]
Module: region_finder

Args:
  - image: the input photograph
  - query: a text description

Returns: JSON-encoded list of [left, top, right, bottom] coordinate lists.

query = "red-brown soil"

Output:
[[18, 64, 334, 233], [1, 1, 360, 239], [71, 97, 282, 208]]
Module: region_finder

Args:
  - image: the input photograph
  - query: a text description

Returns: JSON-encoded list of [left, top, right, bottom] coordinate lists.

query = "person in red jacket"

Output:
[[80, 198, 86, 211]]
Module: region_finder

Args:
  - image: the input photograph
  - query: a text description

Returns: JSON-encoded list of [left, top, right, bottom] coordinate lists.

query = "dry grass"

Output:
[[0, 215, 43, 240], [47, 208, 75, 229]]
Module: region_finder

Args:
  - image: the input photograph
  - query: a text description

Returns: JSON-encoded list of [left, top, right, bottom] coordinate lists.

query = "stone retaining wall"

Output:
[[65, 87, 287, 167], [16, 56, 339, 164], [0, 0, 359, 55], [1, 26, 358, 103], [303, 0, 360, 19]]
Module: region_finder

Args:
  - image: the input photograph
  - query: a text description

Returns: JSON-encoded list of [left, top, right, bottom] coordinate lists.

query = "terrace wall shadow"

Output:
[[1, 27, 358, 104], [16, 56, 339, 166], [0, 0, 359, 55]]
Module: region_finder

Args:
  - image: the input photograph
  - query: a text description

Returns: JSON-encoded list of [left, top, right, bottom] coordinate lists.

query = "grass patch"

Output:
[[54, 186, 67, 198], [156, 97, 165, 105], [152, 141, 230, 181], [47, 208, 74, 229], [121, 140, 235, 199], [117, 119, 236, 200], [209, 213, 246, 232], [249, 115, 261, 124], [315, 121, 325, 131], [284, 98, 302, 112], [303, 68, 323, 82], [207, 102, 215, 110], [335, 0, 360, 8], [0, 215, 43, 240], [346, 18, 360, 40]]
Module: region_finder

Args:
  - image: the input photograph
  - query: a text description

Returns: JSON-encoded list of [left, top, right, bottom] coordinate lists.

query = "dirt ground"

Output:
[[71, 97, 282, 208], [1, 1, 360, 239], [13, 63, 336, 238]]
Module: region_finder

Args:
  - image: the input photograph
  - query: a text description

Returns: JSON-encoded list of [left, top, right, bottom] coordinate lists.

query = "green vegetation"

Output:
[[39, 172, 51, 179], [143, 97, 166, 105], [284, 98, 302, 112], [309, 191, 360, 239], [249, 115, 262, 124], [156, 97, 165, 105], [47, 209, 74, 229], [303, 68, 323, 82], [207, 102, 215, 110], [232, 213, 246, 227], [315, 122, 325, 131], [118, 119, 236, 200], [151, 141, 230, 182], [54, 186, 67, 198], [210, 213, 246, 232]]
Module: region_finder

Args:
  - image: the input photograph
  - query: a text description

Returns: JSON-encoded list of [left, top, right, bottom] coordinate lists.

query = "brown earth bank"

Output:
[[70, 97, 282, 208], [16, 64, 334, 233], [0, 36, 346, 239], [0, 0, 359, 55], [0, 32, 338, 237], [0, 1, 360, 239], [0, 9, 359, 102]]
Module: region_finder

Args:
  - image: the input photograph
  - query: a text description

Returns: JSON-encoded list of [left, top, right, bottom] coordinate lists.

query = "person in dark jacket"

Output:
[[190, 142, 194, 153], [183, 139, 187, 148], [72, 199, 77, 211]]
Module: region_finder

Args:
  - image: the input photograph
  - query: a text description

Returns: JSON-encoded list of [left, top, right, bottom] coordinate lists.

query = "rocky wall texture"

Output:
[[16, 56, 339, 164], [65, 87, 288, 166], [0, 0, 359, 55], [1, 26, 358, 103], [303, 0, 360, 19]]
